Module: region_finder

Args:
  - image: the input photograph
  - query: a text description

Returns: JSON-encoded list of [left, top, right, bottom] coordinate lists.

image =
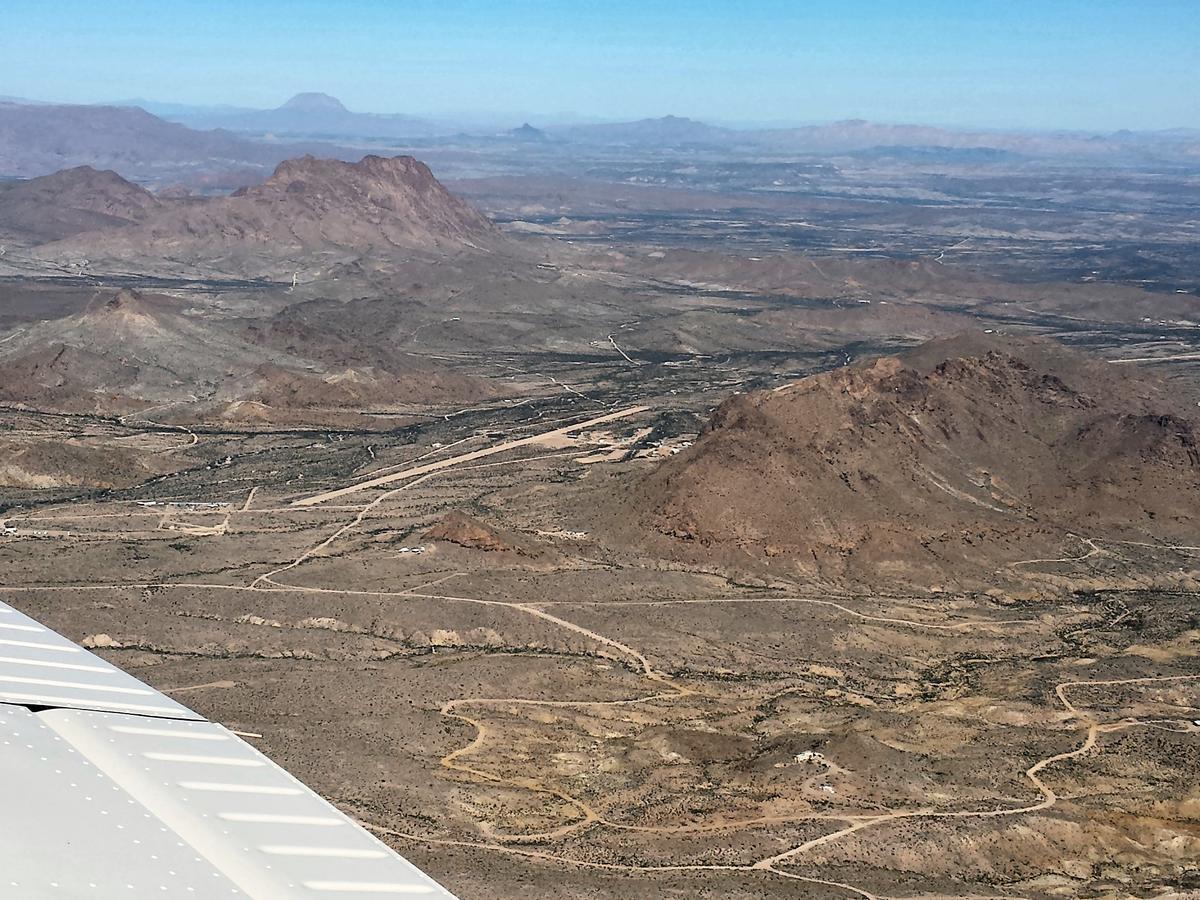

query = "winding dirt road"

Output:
[[6, 409, 1199, 898]]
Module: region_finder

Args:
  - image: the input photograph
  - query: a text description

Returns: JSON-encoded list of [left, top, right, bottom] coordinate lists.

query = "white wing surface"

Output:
[[0, 599, 458, 898]]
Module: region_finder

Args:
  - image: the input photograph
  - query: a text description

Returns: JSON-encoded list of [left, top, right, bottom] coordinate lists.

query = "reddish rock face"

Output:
[[234, 154, 497, 247], [423, 511, 540, 557], [612, 333, 1200, 589], [42, 153, 504, 277]]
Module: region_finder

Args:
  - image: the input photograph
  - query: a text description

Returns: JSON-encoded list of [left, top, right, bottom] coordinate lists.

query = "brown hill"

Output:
[[0, 288, 288, 414], [423, 511, 537, 556], [47, 155, 502, 276], [225, 155, 497, 249], [0, 288, 497, 418], [613, 334, 1199, 591], [0, 166, 164, 242], [0, 435, 181, 489]]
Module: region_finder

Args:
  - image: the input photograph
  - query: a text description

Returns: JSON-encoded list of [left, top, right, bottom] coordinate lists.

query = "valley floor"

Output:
[[2, 364, 1197, 898]]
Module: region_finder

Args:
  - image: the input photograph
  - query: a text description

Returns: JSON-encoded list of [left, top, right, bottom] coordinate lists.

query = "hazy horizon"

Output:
[[3, 0, 1197, 132], [5, 89, 1198, 138]]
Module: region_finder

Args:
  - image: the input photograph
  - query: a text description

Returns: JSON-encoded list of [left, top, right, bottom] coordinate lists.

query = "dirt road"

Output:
[[292, 405, 649, 507]]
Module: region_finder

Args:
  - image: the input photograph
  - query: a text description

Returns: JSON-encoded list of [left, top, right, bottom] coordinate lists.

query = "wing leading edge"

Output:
[[0, 599, 459, 898]]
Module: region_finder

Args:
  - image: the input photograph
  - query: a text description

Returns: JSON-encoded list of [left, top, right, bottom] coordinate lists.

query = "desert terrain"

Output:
[[0, 103, 1198, 898]]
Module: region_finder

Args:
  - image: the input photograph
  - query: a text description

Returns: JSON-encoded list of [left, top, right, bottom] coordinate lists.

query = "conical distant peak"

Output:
[[279, 92, 348, 113]]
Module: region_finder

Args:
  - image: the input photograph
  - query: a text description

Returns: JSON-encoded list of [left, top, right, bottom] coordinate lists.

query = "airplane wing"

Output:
[[0, 598, 459, 898]]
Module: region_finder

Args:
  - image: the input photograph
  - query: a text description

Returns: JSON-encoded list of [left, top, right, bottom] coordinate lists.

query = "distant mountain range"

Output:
[[1, 90, 1193, 147], [99, 92, 1200, 157], [554, 115, 736, 146], [1, 93, 1196, 189], [0, 100, 359, 182], [549, 114, 1199, 160], [140, 92, 450, 140]]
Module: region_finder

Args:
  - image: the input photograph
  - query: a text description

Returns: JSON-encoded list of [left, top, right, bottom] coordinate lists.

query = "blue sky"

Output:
[[2, 0, 1196, 130]]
